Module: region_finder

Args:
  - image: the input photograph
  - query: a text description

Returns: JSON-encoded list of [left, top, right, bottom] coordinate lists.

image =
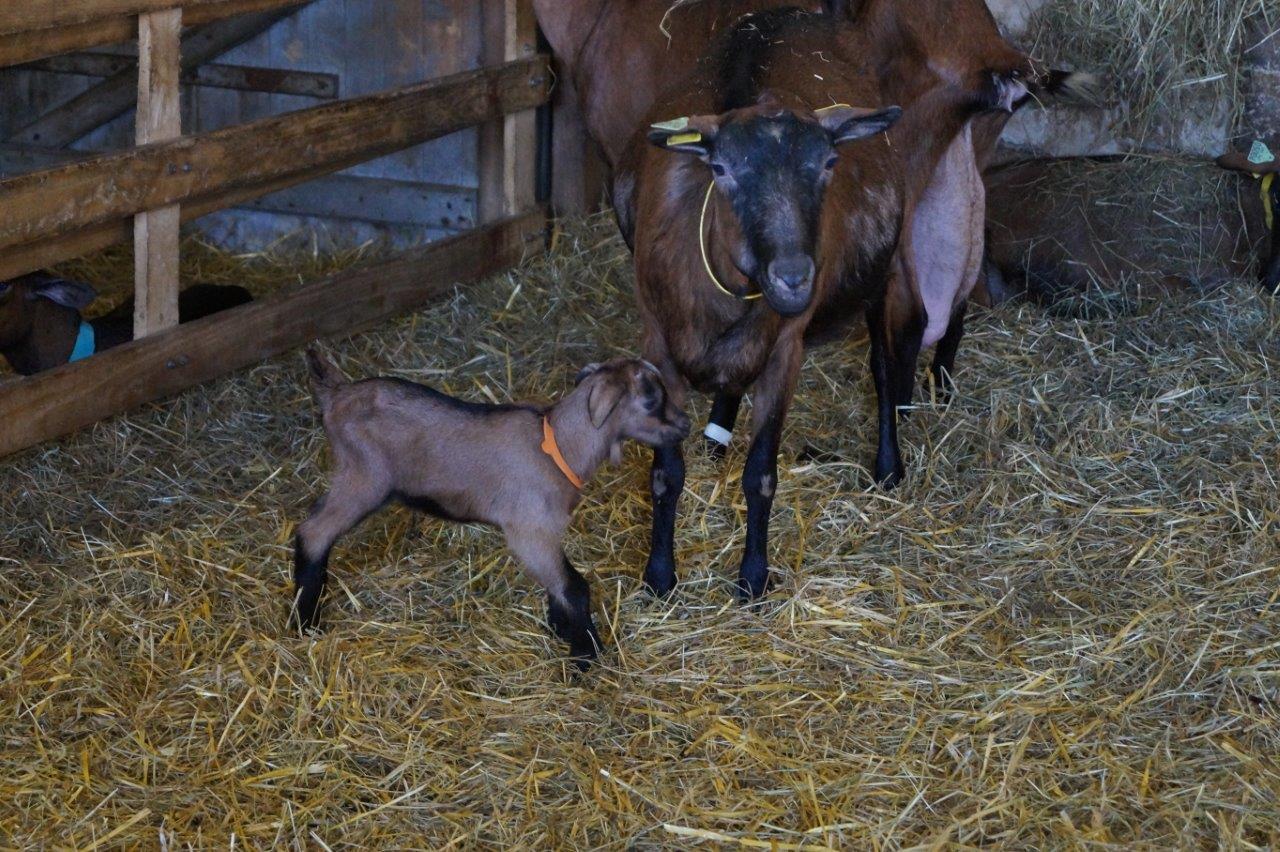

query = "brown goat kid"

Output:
[[0, 272, 251, 376], [294, 350, 690, 669]]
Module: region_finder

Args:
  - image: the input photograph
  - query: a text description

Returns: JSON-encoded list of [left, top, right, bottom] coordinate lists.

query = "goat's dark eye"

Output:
[[824, 156, 839, 171], [710, 163, 727, 178]]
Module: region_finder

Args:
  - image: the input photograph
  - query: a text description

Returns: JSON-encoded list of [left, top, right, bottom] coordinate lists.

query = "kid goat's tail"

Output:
[[305, 344, 347, 405]]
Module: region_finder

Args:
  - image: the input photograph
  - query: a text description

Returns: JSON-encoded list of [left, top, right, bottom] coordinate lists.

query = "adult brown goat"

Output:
[[618, 6, 1040, 599], [535, 0, 1095, 466]]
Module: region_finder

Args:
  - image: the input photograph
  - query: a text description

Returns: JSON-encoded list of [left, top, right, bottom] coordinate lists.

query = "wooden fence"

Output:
[[0, 0, 549, 457]]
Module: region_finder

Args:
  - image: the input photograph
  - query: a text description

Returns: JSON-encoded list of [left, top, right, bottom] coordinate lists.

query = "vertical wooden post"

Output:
[[478, 0, 537, 222], [134, 8, 183, 338]]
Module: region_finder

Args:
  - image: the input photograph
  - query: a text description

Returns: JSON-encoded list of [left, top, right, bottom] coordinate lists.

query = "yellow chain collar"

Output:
[[699, 182, 763, 301], [1262, 173, 1275, 232]]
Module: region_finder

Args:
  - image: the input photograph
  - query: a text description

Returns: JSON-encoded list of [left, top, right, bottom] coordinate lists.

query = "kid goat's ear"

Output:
[[816, 104, 903, 145], [587, 375, 626, 428], [575, 363, 602, 386], [647, 115, 719, 158]]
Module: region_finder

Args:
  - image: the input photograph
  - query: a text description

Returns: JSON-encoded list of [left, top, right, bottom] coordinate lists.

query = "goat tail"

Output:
[[305, 344, 347, 402]]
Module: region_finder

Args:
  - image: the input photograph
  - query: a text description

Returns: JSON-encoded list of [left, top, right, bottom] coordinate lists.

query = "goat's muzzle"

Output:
[[763, 255, 816, 317]]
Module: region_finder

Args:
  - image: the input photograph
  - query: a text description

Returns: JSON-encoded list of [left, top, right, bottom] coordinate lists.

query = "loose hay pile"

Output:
[[1, 207, 1279, 848], [1024, 0, 1271, 142]]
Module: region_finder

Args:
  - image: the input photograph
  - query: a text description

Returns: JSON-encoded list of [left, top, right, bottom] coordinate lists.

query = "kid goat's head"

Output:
[[648, 95, 901, 317], [574, 359, 691, 452]]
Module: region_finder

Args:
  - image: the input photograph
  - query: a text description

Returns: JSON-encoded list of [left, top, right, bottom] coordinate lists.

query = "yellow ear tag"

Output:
[[666, 131, 703, 147], [814, 103, 853, 117]]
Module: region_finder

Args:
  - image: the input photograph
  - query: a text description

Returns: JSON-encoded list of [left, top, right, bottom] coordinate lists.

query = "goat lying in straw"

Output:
[[294, 348, 690, 669]]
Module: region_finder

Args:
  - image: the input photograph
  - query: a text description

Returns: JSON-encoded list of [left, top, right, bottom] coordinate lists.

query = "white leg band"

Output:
[[704, 423, 733, 447]]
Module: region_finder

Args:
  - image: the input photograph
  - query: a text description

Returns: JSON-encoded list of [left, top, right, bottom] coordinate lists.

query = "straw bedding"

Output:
[[1, 198, 1278, 847]]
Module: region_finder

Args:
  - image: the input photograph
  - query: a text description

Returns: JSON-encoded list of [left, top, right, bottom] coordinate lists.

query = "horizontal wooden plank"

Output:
[[244, 175, 475, 229], [18, 51, 337, 98], [0, 208, 547, 458], [0, 0, 302, 38], [0, 0, 304, 66], [0, 56, 549, 254]]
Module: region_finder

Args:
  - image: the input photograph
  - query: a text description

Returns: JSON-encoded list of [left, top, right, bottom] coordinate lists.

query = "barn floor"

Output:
[[1, 210, 1278, 848]]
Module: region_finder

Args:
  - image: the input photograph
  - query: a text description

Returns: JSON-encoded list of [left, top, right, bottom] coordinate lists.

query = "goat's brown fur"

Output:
[[293, 349, 690, 669]]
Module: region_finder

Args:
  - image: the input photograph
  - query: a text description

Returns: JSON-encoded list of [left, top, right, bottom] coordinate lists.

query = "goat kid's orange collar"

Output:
[[542, 417, 584, 490]]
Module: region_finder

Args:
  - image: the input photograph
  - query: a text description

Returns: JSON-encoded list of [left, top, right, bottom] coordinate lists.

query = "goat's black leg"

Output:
[[547, 556, 602, 671], [506, 528, 602, 670], [737, 336, 803, 601], [293, 535, 329, 632], [929, 300, 968, 402], [644, 443, 685, 596], [704, 392, 742, 458], [738, 416, 783, 600], [1264, 182, 1280, 294], [867, 301, 924, 488]]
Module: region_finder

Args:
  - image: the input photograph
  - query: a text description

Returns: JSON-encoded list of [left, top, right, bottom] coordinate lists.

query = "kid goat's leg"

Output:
[[737, 333, 804, 601], [293, 476, 386, 631], [505, 526, 602, 669]]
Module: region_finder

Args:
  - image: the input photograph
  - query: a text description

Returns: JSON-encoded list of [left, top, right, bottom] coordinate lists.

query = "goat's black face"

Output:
[[649, 102, 901, 317]]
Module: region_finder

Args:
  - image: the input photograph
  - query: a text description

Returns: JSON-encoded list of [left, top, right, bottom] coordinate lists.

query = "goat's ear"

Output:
[[647, 115, 718, 158], [817, 104, 902, 144], [574, 362, 602, 386], [32, 278, 97, 310], [587, 377, 625, 428]]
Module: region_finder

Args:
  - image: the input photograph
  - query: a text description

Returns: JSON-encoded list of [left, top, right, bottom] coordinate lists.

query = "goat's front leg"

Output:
[[505, 526, 601, 670], [737, 334, 803, 601], [867, 295, 924, 488], [703, 392, 742, 458], [644, 443, 685, 596], [642, 350, 690, 597]]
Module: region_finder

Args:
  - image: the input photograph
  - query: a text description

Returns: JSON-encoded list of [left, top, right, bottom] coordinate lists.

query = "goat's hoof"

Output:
[[566, 643, 599, 672], [643, 561, 678, 597], [736, 567, 772, 602], [874, 462, 905, 490], [703, 437, 729, 460]]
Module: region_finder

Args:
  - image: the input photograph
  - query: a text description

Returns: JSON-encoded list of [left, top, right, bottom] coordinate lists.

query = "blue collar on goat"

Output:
[[68, 321, 96, 363]]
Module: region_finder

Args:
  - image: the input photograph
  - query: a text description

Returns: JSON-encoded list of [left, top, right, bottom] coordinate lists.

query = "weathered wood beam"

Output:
[[0, 0, 302, 38], [478, 0, 538, 221], [8, 6, 308, 147], [20, 53, 339, 99], [0, 209, 547, 458], [0, 149, 470, 230], [0, 0, 304, 68], [0, 56, 550, 258], [133, 8, 183, 338], [244, 175, 475, 229]]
